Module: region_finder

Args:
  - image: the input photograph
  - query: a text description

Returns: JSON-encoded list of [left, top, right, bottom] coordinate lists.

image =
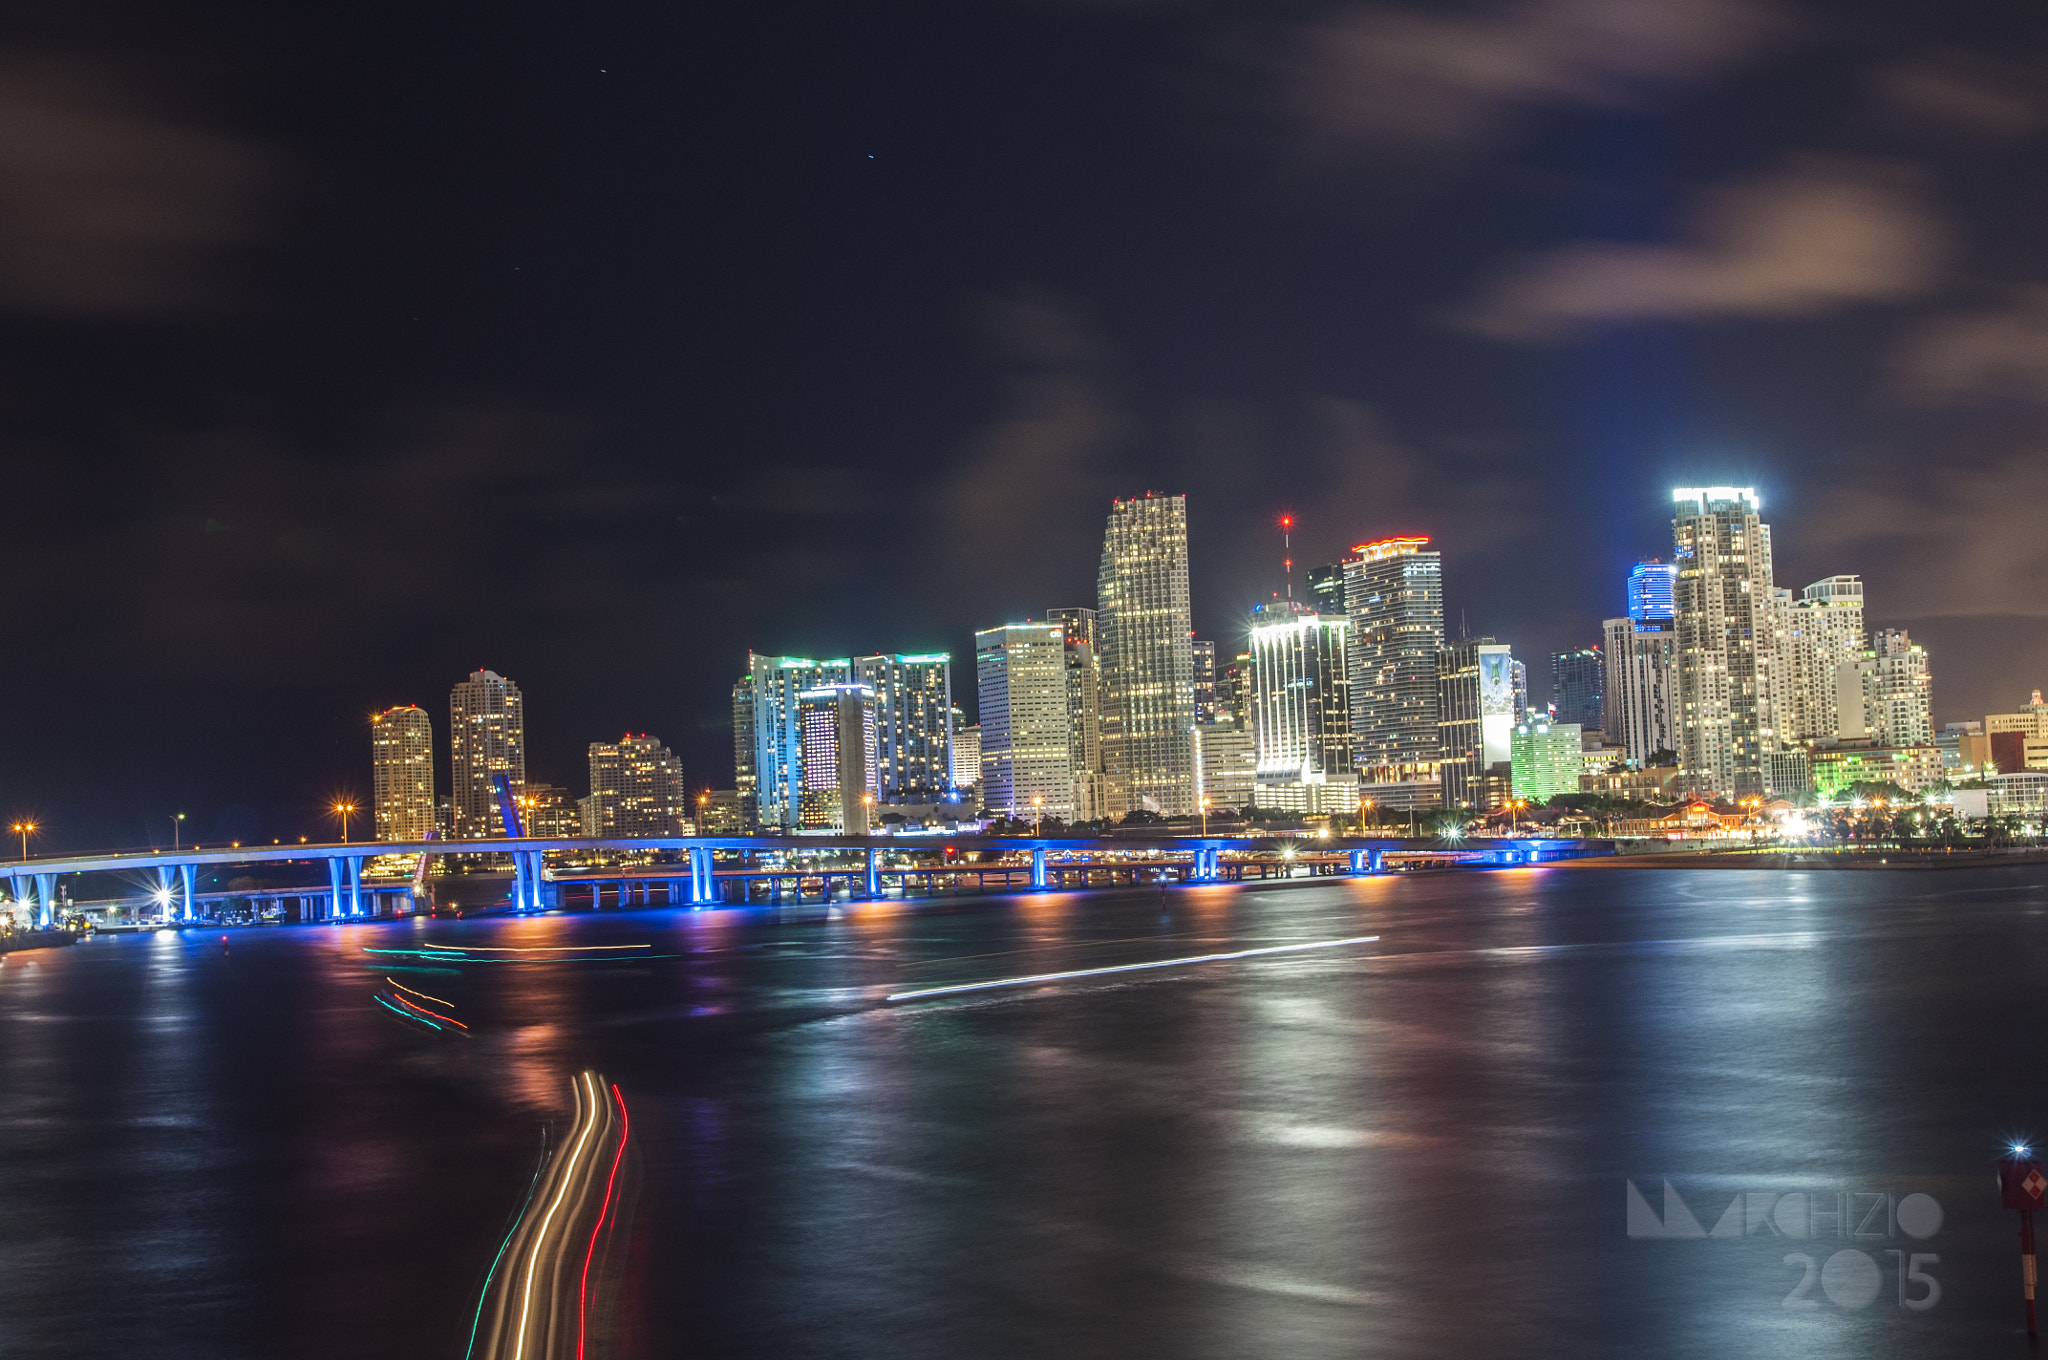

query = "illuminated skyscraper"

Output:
[[852, 653, 954, 801], [1436, 640, 1514, 810], [951, 719, 981, 793], [1342, 536, 1444, 780], [731, 674, 758, 826], [370, 705, 434, 842], [797, 684, 879, 833], [1850, 629, 1933, 748], [1779, 575, 1866, 742], [976, 622, 1073, 819], [1552, 647, 1605, 731], [1628, 560, 1677, 623], [1192, 640, 1218, 723], [1048, 608, 1108, 821], [1671, 488, 1782, 797], [745, 654, 852, 828], [586, 734, 689, 837], [1098, 493, 1196, 816], [449, 669, 525, 838], [1246, 600, 1355, 813], [1603, 615, 1679, 766]]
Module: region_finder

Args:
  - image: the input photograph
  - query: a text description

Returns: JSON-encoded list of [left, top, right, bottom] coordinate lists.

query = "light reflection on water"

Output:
[[1, 867, 2046, 1357]]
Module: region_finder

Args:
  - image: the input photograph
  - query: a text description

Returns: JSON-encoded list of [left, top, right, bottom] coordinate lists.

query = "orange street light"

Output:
[[12, 820, 37, 861], [333, 802, 356, 844]]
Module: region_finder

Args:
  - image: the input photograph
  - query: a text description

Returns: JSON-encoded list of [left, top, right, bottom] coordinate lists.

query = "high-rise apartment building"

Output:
[[1552, 647, 1605, 731], [449, 669, 526, 837], [1246, 601, 1356, 813], [371, 705, 435, 842], [1192, 640, 1218, 724], [951, 722, 981, 792], [731, 674, 758, 826], [1671, 488, 1782, 797], [1342, 536, 1444, 781], [1436, 640, 1514, 810], [797, 684, 879, 833], [1845, 629, 1933, 749], [1048, 608, 1108, 821], [852, 653, 954, 801], [1775, 575, 1867, 743], [1097, 493, 1196, 816], [586, 734, 689, 837], [520, 781, 583, 838], [975, 623, 1074, 819], [1195, 721, 1255, 812], [743, 654, 853, 829], [1603, 559, 1681, 765]]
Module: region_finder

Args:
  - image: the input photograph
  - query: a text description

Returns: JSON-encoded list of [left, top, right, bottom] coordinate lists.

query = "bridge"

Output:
[[0, 833, 1614, 927]]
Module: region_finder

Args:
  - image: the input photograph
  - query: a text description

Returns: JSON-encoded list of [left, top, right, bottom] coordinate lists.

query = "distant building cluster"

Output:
[[364, 486, 2041, 843], [369, 668, 694, 845]]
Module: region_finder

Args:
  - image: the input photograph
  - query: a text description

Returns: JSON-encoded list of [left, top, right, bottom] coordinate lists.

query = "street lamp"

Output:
[[334, 801, 356, 845], [12, 821, 36, 861], [171, 812, 185, 852]]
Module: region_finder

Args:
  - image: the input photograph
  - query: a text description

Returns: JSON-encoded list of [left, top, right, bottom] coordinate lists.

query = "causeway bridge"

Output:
[[0, 833, 1613, 927]]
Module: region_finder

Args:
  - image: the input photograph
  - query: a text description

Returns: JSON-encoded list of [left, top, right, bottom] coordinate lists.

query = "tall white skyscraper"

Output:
[[1671, 489, 1783, 797], [745, 654, 851, 828], [1778, 575, 1867, 742], [371, 705, 435, 842], [1603, 560, 1680, 765], [976, 622, 1074, 819], [1098, 493, 1196, 816], [1247, 600, 1356, 813], [449, 669, 525, 837]]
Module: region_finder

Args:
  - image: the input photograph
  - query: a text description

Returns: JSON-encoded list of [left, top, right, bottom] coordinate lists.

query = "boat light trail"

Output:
[[387, 977, 452, 1007], [388, 991, 469, 1029], [375, 995, 441, 1029], [421, 943, 652, 953], [886, 935, 1381, 1001], [577, 1085, 629, 1360], [514, 1072, 603, 1360]]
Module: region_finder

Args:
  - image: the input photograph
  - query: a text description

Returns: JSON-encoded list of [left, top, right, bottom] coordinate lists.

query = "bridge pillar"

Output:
[[698, 847, 715, 904], [528, 852, 549, 908], [1031, 846, 1047, 890], [326, 858, 344, 921], [36, 873, 56, 927], [1349, 850, 1366, 875], [347, 856, 364, 915], [180, 862, 197, 920], [1369, 849, 1385, 874], [9, 874, 23, 923], [866, 847, 880, 899]]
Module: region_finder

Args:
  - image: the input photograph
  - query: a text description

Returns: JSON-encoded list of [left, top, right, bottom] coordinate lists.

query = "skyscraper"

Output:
[[1850, 629, 1933, 748], [1048, 608, 1108, 821], [975, 622, 1074, 819], [1551, 647, 1605, 731], [1671, 488, 1782, 797], [370, 705, 435, 842], [744, 654, 852, 829], [797, 684, 880, 833], [1342, 536, 1444, 781], [1097, 493, 1196, 816], [1246, 600, 1356, 813], [586, 734, 689, 837], [1192, 640, 1218, 724], [1779, 575, 1867, 742], [852, 653, 954, 801], [731, 674, 758, 826], [1628, 560, 1677, 623], [449, 669, 525, 838], [1511, 716, 1582, 803], [951, 719, 981, 793], [1603, 619, 1679, 766], [1436, 640, 1514, 810]]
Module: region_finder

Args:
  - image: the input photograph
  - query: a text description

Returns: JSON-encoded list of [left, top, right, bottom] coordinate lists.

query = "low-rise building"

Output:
[[1810, 745, 1945, 798]]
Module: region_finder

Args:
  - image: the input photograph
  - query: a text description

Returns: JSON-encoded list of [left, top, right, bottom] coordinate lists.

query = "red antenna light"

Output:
[[1280, 514, 1296, 602]]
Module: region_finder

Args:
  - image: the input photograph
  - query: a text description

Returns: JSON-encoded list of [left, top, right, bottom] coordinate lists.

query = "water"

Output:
[[4, 866, 2048, 1358]]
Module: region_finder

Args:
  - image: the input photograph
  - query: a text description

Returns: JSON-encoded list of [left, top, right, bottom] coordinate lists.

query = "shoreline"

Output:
[[1564, 848, 2048, 871]]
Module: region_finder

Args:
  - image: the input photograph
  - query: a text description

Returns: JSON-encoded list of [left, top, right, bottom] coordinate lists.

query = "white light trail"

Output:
[[887, 935, 1381, 1001]]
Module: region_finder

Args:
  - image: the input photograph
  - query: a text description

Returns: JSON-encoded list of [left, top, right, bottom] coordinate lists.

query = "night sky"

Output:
[[5, 0, 2046, 851]]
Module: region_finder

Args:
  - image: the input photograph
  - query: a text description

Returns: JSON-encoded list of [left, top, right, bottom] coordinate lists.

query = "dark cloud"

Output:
[[0, 54, 283, 317], [1869, 48, 2046, 140], [1452, 157, 1949, 341], [1892, 287, 2048, 406], [1255, 0, 1788, 161]]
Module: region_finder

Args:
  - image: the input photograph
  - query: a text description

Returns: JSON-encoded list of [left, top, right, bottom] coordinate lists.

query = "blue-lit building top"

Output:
[[1628, 561, 1677, 623]]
